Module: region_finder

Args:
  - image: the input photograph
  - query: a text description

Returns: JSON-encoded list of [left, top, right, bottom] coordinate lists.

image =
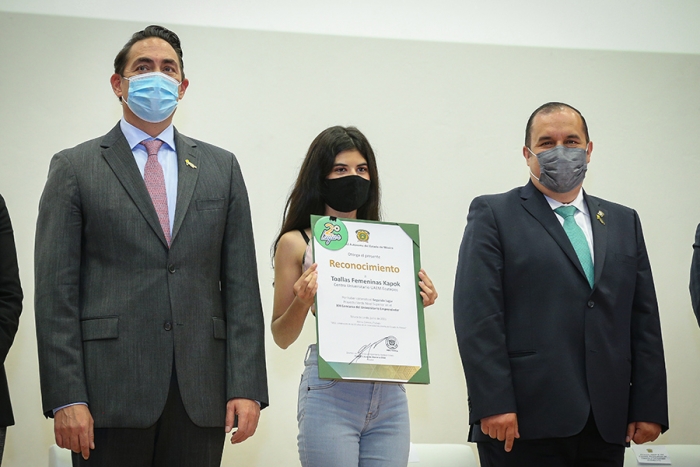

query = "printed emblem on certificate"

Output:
[[311, 215, 429, 384]]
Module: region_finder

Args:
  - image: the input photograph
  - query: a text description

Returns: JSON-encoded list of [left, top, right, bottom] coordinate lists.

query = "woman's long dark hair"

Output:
[[272, 126, 381, 259]]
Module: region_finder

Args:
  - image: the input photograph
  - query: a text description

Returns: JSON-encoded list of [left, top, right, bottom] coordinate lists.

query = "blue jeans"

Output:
[[297, 344, 410, 467]]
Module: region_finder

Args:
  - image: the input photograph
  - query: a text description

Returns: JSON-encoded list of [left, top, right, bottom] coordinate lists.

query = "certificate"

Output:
[[311, 215, 429, 383]]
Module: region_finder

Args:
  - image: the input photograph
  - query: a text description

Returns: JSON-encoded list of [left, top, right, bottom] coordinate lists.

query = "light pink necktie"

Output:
[[141, 139, 171, 246]]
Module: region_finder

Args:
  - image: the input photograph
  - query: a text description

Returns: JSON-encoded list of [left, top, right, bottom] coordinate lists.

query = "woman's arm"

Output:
[[271, 231, 318, 349]]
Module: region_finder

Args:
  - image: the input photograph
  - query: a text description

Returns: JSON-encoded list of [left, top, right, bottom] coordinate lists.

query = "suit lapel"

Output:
[[520, 181, 588, 282], [171, 129, 199, 243], [100, 123, 169, 247], [585, 192, 607, 289]]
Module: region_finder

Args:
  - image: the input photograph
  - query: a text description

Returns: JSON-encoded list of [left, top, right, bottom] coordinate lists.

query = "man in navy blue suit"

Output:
[[454, 102, 668, 467], [691, 224, 700, 325], [0, 195, 22, 466]]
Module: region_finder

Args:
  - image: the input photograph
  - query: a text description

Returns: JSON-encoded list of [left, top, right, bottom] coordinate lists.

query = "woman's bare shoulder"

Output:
[[276, 230, 309, 262]]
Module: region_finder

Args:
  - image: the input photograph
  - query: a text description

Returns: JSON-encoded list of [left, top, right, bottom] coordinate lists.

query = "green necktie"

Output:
[[554, 206, 594, 288]]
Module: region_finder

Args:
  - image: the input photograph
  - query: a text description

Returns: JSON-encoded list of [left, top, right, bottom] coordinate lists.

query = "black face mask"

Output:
[[322, 175, 371, 213]]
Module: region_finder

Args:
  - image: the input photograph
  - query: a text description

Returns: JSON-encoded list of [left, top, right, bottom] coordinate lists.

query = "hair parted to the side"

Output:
[[272, 126, 381, 261], [525, 102, 590, 148], [114, 25, 185, 80]]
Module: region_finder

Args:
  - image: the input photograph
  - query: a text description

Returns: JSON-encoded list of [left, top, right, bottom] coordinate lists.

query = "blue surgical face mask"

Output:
[[527, 145, 588, 193], [124, 72, 180, 123]]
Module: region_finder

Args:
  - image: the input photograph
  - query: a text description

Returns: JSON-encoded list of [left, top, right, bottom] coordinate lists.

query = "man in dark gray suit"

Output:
[[454, 102, 668, 466], [35, 25, 268, 466], [691, 224, 700, 325]]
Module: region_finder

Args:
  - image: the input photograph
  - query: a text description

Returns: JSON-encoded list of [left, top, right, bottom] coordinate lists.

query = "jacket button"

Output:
[[164, 322, 172, 331], [587, 301, 595, 308], [168, 264, 175, 273]]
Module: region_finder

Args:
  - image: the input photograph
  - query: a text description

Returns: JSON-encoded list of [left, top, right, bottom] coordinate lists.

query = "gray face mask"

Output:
[[528, 145, 588, 193]]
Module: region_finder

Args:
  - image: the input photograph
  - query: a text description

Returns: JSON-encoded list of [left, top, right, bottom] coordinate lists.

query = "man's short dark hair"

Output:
[[114, 25, 185, 80], [525, 102, 589, 148]]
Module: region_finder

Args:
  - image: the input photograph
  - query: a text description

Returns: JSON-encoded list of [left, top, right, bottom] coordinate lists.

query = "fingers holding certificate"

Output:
[[418, 269, 438, 306], [293, 263, 318, 308], [312, 215, 431, 383]]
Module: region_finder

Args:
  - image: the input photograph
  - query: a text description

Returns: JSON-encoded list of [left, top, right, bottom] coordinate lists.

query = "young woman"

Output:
[[272, 126, 437, 467]]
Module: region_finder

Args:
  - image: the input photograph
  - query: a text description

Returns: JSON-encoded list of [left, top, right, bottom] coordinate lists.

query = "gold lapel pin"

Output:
[[596, 211, 605, 225], [185, 159, 197, 169]]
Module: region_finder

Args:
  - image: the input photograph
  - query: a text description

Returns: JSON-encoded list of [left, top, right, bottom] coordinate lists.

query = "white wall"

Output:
[[1, 0, 699, 54], [0, 8, 699, 467]]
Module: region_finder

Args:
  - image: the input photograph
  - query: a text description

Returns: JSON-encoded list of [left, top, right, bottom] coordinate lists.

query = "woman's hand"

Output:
[[294, 263, 318, 308], [418, 268, 438, 307]]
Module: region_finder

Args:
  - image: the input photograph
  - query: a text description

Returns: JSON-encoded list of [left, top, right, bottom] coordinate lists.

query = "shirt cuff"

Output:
[[53, 402, 88, 416]]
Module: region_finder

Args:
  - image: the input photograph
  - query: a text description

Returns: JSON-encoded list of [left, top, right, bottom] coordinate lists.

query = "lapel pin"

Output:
[[596, 211, 605, 225], [185, 159, 197, 169]]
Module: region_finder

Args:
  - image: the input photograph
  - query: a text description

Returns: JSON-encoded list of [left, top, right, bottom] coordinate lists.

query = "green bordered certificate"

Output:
[[311, 215, 429, 384]]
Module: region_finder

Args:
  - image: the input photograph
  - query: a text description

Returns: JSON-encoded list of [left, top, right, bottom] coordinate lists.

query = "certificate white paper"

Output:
[[631, 445, 671, 465], [312, 216, 429, 383]]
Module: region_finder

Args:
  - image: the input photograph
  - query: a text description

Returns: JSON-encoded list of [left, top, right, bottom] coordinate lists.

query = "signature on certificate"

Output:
[[350, 336, 398, 363]]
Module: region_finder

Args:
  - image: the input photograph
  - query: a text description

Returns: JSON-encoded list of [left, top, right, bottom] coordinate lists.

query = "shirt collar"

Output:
[[120, 118, 176, 152], [544, 188, 590, 217]]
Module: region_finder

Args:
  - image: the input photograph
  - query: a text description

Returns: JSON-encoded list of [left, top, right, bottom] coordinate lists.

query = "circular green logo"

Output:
[[314, 216, 348, 250]]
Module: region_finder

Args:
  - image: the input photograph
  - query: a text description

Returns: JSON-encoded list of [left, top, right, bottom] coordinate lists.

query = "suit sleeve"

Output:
[[627, 210, 668, 430], [453, 196, 516, 424], [220, 154, 269, 407], [0, 195, 22, 365], [34, 154, 88, 417], [690, 223, 700, 326]]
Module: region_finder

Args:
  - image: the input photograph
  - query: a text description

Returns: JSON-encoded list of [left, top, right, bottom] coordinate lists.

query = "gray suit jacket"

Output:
[[35, 123, 268, 428], [454, 182, 668, 445]]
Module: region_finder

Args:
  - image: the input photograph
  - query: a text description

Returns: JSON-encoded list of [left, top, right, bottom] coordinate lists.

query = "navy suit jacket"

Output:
[[0, 195, 22, 427], [691, 223, 700, 325], [454, 181, 668, 445]]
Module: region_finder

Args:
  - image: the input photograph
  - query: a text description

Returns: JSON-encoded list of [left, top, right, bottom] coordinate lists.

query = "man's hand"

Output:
[[627, 421, 662, 444], [225, 398, 261, 444], [481, 412, 519, 452], [54, 405, 95, 460]]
